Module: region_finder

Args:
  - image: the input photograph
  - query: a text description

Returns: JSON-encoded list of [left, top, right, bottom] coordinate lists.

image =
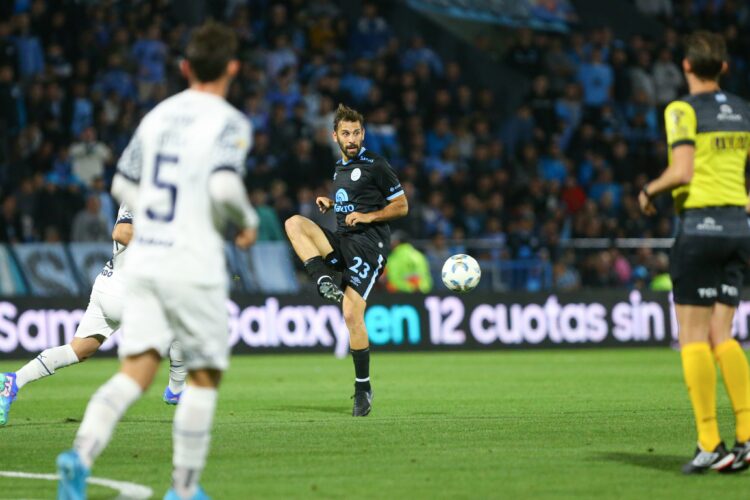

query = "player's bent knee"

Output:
[[70, 336, 104, 361], [284, 215, 306, 235], [189, 369, 222, 388]]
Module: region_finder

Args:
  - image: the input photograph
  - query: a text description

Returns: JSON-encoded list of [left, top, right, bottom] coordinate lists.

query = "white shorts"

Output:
[[74, 277, 124, 340], [119, 277, 229, 371]]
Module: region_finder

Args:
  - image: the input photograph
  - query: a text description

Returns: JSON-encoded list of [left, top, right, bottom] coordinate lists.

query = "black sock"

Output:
[[351, 348, 371, 391], [304, 256, 329, 283]]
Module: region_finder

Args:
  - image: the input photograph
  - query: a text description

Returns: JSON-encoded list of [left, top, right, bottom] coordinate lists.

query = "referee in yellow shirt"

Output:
[[640, 31, 750, 474]]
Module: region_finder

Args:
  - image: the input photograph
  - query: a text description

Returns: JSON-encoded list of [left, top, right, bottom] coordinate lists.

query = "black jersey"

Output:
[[332, 147, 404, 248]]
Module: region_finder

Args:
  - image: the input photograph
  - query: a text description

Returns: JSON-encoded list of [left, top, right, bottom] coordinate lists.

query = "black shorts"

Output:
[[319, 226, 386, 301], [670, 207, 750, 306]]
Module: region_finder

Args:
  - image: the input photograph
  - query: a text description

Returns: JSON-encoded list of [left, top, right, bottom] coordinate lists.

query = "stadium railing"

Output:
[[0, 241, 299, 296]]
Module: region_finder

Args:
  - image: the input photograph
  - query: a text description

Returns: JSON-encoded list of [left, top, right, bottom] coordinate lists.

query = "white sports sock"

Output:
[[168, 342, 187, 394], [15, 345, 79, 388], [172, 386, 218, 498], [73, 373, 142, 469]]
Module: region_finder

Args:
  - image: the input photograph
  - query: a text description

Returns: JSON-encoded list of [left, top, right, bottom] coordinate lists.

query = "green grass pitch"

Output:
[[1, 349, 749, 499]]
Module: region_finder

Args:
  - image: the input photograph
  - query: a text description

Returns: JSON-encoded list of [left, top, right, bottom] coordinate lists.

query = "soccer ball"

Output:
[[441, 254, 481, 293]]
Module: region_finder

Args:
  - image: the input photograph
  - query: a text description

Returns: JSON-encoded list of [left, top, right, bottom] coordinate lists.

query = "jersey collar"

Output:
[[337, 147, 367, 166]]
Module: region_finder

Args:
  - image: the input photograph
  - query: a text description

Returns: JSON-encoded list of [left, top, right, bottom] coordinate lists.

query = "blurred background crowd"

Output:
[[0, 0, 749, 293]]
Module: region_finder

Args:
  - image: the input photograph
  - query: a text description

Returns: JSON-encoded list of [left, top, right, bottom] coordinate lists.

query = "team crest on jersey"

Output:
[[351, 168, 361, 181]]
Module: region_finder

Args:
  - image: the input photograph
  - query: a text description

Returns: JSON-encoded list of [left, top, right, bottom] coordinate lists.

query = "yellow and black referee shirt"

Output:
[[665, 91, 750, 212]]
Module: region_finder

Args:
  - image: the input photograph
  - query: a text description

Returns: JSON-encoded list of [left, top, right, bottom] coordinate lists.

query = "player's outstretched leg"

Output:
[[284, 215, 343, 303], [165, 369, 220, 500], [343, 288, 373, 416], [164, 342, 187, 405], [2, 338, 99, 426], [57, 352, 158, 498]]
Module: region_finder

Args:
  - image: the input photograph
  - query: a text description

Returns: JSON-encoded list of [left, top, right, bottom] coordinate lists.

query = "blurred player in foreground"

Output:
[[639, 31, 750, 474], [285, 104, 408, 416], [0, 205, 187, 427], [56, 22, 258, 500]]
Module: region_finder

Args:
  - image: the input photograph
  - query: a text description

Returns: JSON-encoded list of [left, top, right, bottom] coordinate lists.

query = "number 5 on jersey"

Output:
[[146, 153, 179, 222]]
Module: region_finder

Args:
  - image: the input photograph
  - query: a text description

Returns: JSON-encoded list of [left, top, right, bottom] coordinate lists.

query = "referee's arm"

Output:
[[639, 101, 697, 215]]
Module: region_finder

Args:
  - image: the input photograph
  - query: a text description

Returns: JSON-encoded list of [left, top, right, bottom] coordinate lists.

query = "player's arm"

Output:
[[209, 169, 259, 248], [345, 194, 408, 226], [112, 222, 133, 246], [345, 161, 408, 226], [639, 101, 696, 215], [111, 128, 144, 208], [209, 117, 259, 248], [317, 196, 335, 213]]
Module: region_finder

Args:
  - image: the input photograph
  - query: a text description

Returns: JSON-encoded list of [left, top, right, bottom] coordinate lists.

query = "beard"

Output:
[[338, 139, 362, 161]]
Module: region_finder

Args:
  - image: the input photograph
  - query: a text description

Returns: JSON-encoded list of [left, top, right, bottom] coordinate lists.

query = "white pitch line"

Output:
[[0, 470, 153, 499]]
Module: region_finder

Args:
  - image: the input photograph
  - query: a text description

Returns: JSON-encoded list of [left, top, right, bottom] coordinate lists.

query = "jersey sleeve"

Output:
[[211, 116, 252, 176], [664, 100, 697, 149], [375, 159, 404, 201], [116, 203, 133, 224], [116, 127, 144, 182]]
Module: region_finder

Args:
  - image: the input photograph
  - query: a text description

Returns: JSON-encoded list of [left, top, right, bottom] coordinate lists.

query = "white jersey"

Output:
[[93, 203, 132, 293], [116, 89, 252, 286]]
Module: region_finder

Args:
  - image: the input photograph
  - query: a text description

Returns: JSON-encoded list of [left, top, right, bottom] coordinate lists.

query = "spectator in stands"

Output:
[[577, 48, 613, 114], [131, 24, 168, 102], [14, 13, 44, 78], [0, 194, 22, 243], [505, 28, 542, 76], [249, 188, 285, 242], [629, 50, 656, 104], [652, 47, 684, 106], [402, 35, 443, 76], [70, 194, 108, 242], [351, 2, 391, 58], [385, 230, 433, 293], [69, 127, 111, 188]]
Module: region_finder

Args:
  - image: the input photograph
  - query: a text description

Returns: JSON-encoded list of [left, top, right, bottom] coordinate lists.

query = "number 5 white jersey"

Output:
[[116, 89, 252, 286]]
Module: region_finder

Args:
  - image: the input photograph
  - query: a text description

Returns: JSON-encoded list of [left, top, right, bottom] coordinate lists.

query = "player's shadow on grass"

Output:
[[595, 451, 684, 473], [269, 405, 344, 415]]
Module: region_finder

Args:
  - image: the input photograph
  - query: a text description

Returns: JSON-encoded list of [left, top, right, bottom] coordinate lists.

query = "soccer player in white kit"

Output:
[[56, 22, 258, 500], [0, 205, 187, 426]]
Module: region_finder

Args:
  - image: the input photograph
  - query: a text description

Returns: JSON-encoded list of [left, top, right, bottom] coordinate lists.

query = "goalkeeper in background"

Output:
[[384, 230, 432, 293]]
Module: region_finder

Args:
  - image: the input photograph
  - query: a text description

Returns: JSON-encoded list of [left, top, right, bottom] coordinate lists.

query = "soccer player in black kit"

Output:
[[285, 104, 408, 416]]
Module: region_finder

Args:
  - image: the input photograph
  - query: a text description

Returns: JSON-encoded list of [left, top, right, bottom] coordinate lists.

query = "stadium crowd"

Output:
[[0, 0, 749, 290]]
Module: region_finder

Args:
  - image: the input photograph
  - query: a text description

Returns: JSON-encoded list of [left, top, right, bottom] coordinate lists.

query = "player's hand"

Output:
[[316, 197, 334, 213], [638, 190, 657, 216], [235, 227, 257, 249], [345, 212, 375, 226]]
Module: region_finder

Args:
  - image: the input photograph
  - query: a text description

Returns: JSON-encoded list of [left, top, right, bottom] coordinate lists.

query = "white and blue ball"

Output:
[[441, 254, 481, 293]]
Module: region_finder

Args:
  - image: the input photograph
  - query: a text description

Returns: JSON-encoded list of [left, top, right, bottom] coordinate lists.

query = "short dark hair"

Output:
[[333, 103, 364, 131], [185, 21, 238, 83], [684, 30, 726, 80]]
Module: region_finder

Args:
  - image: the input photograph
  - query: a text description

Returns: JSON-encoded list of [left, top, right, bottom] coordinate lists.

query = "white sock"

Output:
[[15, 345, 79, 388], [168, 342, 187, 394], [73, 373, 142, 469], [172, 386, 218, 498]]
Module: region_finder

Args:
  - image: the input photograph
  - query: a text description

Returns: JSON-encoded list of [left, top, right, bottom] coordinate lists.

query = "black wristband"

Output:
[[642, 184, 652, 199]]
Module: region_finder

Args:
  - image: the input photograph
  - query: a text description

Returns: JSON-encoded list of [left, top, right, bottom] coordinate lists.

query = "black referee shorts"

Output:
[[319, 226, 386, 301], [670, 207, 750, 306]]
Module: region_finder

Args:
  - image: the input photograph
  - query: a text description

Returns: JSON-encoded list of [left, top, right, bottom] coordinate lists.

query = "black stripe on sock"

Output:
[[35, 356, 53, 375]]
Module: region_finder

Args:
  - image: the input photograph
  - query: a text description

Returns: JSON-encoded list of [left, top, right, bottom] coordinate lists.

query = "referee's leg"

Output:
[[677, 304, 723, 455], [710, 303, 750, 455]]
